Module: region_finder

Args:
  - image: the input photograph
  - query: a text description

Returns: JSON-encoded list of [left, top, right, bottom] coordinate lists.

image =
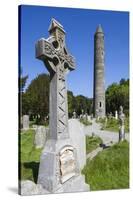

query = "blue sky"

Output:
[[19, 5, 129, 98]]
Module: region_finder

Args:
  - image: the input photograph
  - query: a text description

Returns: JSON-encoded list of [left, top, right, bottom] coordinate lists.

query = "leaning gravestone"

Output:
[[118, 106, 125, 142], [22, 115, 29, 130], [35, 18, 89, 193], [34, 126, 47, 149]]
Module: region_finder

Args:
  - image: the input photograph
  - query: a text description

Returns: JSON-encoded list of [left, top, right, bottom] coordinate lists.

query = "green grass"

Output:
[[19, 129, 43, 182], [80, 119, 92, 126], [102, 118, 119, 132], [82, 140, 129, 190], [86, 135, 103, 154], [97, 117, 129, 133]]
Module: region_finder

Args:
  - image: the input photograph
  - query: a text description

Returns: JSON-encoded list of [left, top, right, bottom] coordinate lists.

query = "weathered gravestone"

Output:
[[22, 115, 29, 130], [118, 106, 125, 142], [34, 126, 47, 149], [68, 119, 86, 169], [35, 18, 89, 193]]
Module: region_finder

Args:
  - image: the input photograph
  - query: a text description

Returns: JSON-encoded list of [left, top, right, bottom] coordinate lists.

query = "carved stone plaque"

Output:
[[59, 146, 76, 183]]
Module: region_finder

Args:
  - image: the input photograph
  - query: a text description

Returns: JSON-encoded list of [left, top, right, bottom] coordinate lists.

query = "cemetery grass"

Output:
[[80, 119, 92, 126], [82, 140, 129, 190], [86, 136, 103, 154], [19, 129, 42, 183], [99, 118, 129, 133]]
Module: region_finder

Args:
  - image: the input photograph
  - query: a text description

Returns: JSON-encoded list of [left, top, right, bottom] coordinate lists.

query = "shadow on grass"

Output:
[[23, 162, 40, 183]]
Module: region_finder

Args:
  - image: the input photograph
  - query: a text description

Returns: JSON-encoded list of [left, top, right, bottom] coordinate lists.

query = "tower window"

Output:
[[99, 102, 102, 108]]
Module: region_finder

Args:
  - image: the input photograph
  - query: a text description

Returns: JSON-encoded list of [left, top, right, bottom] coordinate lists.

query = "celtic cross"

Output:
[[35, 18, 75, 140]]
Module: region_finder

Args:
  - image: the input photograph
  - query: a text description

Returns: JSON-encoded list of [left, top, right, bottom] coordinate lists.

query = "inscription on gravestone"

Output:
[[60, 146, 76, 183]]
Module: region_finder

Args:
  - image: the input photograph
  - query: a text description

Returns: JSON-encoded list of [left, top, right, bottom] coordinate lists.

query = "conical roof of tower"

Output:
[[95, 24, 104, 33]]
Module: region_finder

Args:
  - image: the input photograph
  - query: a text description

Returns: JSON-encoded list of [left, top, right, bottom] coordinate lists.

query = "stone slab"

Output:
[[34, 126, 47, 149], [68, 119, 86, 169]]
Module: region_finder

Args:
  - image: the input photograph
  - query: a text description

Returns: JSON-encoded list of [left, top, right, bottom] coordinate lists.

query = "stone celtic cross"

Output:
[[35, 18, 75, 140]]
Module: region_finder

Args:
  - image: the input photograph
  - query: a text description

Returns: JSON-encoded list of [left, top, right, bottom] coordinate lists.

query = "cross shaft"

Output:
[[35, 18, 75, 140]]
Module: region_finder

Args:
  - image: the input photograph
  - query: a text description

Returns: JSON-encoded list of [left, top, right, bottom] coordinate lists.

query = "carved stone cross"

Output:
[[35, 18, 75, 140]]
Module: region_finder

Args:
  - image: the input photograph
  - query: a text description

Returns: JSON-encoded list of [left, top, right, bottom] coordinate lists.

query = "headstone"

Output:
[[35, 18, 89, 193], [115, 110, 118, 120], [118, 106, 125, 142], [34, 126, 47, 149], [68, 119, 86, 169], [22, 115, 29, 130], [72, 110, 76, 119]]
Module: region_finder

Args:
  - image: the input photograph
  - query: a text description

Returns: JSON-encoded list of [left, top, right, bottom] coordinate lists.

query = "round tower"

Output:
[[93, 24, 105, 118]]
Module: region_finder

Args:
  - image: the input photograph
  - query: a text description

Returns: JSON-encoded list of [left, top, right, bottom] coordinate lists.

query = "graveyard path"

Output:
[[86, 147, 103, 160], [84, 119, 129, 144]]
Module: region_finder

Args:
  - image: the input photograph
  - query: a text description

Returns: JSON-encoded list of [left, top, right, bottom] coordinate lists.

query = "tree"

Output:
[[20, 75, 28, 92], [67, 91, 75, 118], [74, 95, 92, 116], [106, 79, 129, 115], [22, 73, 50, 123], [19, 69, 28, 116], [19, 66, 28, 92]]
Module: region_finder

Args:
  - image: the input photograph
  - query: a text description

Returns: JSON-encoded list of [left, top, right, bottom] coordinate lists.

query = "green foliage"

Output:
[[19, 66, 28, 92], [82, 141, 129, 190], [106, 79, 129, 115], [97, 117, 129, 133], [21, 73, 93, 119], [68, 91, 75, 118], [101, 118, 119, 132], [19, 73, 29, 116], [20, 129, 42, 163], [74, 95, 92, 116], [125, 117, 129, 133], [21, 73, 50, 123], [80, 119, 92, 126], [96, 117, 106, 124], [21, 72, 129, 125], [19, 129, 42, 182], [68, 92, 93, 117], [86, 136, 103, 154]]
